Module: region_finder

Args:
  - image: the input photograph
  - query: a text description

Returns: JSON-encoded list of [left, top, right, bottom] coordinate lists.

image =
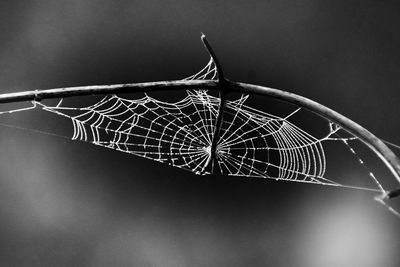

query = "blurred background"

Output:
[[0, 1, 400, 266]]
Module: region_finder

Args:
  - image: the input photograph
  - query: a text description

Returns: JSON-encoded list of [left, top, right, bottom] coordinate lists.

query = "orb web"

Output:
[[23, 58, 377, 192], [1, 56, 399, 215]]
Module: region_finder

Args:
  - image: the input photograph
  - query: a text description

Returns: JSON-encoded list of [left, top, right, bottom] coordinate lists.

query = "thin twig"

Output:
[[201, 33, 226, 83]]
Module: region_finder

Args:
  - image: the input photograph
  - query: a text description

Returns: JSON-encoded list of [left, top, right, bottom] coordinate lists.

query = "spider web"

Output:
[[26, 58, 384, 193], [1, 56, 400, 216]]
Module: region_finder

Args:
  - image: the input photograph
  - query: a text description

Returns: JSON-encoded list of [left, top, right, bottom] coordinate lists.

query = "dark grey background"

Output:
[[0, 1, 399, 266]]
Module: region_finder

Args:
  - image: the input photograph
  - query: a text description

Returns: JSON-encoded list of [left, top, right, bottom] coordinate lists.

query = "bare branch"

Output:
[[0, 78, 399, 197]]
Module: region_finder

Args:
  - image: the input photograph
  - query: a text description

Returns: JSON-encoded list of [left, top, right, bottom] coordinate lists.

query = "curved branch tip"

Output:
[[200, 34, 226, 83]]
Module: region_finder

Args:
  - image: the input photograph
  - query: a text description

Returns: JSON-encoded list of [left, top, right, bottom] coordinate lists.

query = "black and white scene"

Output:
[[0, 1, 399, 266]]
